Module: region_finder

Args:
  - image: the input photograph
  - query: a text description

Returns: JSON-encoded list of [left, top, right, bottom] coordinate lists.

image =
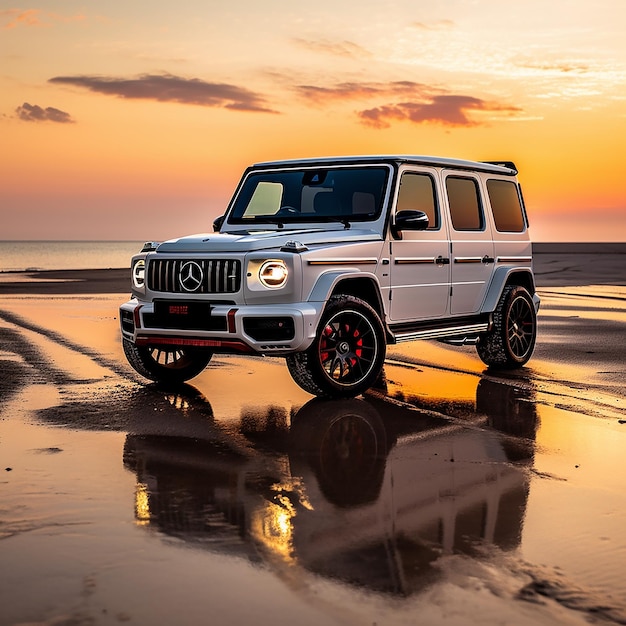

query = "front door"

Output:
[[388, 168, 451, 322]]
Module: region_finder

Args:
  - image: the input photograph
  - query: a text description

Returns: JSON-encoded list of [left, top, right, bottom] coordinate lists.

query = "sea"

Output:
[[0, 241, 145, 272], [2, 240, 624, 274]]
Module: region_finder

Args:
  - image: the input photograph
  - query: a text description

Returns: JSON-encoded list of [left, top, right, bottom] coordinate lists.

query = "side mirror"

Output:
[[392, 210, 429, 239], [213, 215, 225, 232]]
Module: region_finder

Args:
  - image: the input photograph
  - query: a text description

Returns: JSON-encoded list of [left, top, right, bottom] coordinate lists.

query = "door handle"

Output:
[[482, 255, 495, 264], [436, 255, 450, 265]]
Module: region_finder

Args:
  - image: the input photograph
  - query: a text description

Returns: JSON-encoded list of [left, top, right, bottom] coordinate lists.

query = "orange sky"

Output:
[[1, 1, 625, 241]]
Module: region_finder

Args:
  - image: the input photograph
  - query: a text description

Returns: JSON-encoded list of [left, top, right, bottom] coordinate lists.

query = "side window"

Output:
[[446, 176, 483, 231], [487, 179, 526, 232], [397, 172, 439, 229]]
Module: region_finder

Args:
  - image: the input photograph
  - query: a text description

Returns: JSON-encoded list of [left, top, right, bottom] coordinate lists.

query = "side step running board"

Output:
[[392, 321, 490, 343]]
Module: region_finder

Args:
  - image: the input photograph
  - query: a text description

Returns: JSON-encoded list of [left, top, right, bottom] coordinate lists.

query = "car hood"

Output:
[[155, 228, 382, 254]]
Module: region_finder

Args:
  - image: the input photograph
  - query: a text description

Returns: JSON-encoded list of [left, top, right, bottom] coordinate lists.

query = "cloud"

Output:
[[1, 8, 85, 29], [1, 9, 41, 28], [297, 80, 433, 103], [295, 79, 521, 127], [517, 59, 590, 74], [291, 38, 372, 58], [48, 73, 277, 113], [359, 95, 522, 128], [411, 19, 455, 31], [16, 102, 75, 123]]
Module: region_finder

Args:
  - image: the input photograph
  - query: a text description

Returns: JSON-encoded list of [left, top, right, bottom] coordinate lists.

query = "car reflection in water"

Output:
[[123, 379, 537, 596]]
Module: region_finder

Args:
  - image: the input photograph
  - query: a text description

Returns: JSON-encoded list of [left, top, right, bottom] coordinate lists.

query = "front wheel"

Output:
[[123, 339, 212, 384], [286, 295, 386, 398], [476, 285, 537, 369]]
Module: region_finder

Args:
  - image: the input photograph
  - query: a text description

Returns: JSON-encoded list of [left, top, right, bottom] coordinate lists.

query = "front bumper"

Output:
[[119, 298, 322, 355]]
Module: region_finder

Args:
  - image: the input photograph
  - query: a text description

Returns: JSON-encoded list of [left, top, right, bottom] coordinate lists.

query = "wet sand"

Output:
[[1, 243, 625, 625]]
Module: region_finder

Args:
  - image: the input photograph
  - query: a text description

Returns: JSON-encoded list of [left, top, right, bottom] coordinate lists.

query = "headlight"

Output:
[[258, 260, 288, 288], [132, 258, 146, 289]]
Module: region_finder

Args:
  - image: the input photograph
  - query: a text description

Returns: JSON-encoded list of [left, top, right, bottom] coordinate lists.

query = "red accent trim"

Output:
[[133, 305, 143, 329], [227, 308, 238, 334], [135, 335, 254, 353]]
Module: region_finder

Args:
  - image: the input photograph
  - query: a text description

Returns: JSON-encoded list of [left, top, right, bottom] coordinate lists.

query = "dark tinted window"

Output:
[[487, 179, 525, 232], [446, 177, 483, 231], [397, 172, 439, 229]]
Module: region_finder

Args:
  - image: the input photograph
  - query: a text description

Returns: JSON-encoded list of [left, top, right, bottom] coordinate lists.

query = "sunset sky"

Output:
[[1, 0, 625, 241]]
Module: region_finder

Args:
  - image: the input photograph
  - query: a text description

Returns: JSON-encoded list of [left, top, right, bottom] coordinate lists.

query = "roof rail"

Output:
[[482, 160, 518, 174]]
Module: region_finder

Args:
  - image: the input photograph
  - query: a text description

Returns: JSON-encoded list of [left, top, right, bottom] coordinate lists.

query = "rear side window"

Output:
[[446, 176, 483, 231], [487, 179, 526, 232], [397, 172, 439, 229]]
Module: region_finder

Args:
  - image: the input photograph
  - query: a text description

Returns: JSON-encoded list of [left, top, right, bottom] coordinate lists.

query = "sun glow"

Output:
[[2, 0, 625, 240]]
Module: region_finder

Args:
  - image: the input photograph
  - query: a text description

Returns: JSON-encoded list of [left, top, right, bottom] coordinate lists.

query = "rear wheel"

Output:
[[477, 285, 537, 369], [123, 339, 212, 383], [286, 295, 386, 397]]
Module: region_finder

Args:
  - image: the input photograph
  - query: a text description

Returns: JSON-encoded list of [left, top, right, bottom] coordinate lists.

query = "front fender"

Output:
[[308, 268, 380, 309], [308, 269, 363, 302]]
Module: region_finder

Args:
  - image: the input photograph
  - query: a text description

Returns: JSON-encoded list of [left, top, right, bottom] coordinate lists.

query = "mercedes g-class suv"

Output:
[[120, 155, 539, 397]]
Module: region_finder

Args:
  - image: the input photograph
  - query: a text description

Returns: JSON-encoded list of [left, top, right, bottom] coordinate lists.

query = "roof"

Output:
[[252, 155, 518, 175]]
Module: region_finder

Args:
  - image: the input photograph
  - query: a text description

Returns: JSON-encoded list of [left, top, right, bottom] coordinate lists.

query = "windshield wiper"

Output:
[[245, 214, 352, 230], [316, 215, 351, 229], [247, 216, 289, 228]]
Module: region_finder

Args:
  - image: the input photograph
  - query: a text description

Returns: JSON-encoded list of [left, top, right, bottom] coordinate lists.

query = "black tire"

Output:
[[476, 285, 537, 369], [286, 295, 386, 398], [123, 339, 212, 384]]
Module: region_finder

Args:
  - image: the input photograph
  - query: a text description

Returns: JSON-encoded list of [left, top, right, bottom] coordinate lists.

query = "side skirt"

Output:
[[388, 314, 491, 344]]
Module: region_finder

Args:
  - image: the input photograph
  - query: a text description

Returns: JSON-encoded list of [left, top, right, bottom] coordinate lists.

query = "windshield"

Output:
[[228, 166, 390, 224]]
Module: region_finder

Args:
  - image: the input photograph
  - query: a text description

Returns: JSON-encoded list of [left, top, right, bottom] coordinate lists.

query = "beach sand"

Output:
[[0, 242, 625, 625]]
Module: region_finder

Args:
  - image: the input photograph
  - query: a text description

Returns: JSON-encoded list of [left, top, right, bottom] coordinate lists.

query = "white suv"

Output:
[[120, 155, 539, 397]]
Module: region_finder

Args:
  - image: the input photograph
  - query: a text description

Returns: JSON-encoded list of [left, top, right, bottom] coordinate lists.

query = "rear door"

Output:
[[443, 172, 495, 315], [388, 167, 451, 322]]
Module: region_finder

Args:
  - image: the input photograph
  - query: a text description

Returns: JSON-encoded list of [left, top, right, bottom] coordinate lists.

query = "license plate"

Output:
[[155, 301, 211, 318], [169, 304, 189, 316]]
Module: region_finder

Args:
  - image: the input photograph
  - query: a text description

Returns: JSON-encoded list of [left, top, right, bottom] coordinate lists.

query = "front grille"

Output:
[[148, 258, 241, 294]]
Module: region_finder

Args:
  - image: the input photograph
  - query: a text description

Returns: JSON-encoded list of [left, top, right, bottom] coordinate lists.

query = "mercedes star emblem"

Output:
[[179, 261, 204, 292]]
